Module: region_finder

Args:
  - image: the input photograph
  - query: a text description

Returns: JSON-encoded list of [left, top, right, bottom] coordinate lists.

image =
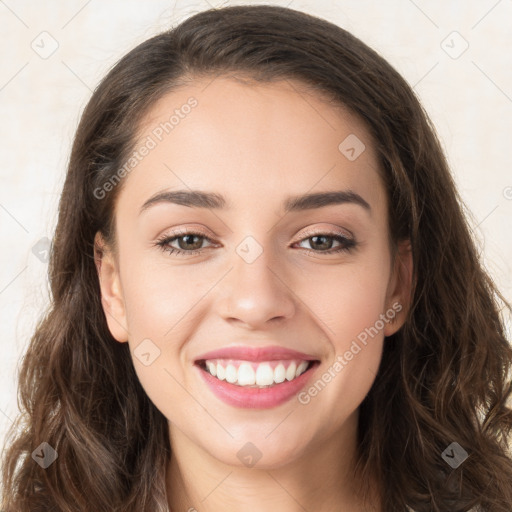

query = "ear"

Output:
[[94, 232, 129, 343], [383, 239, 413, 337]]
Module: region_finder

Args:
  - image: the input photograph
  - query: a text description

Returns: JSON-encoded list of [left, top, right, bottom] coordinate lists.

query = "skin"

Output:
[[95, 75, 413, 512]]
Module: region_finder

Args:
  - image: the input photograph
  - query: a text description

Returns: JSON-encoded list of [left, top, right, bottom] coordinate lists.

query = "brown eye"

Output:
[[296, 232, 357, 254], [176, 234, 204, 251], [155, 231, 215, 256], [308, 235, 335, 251]]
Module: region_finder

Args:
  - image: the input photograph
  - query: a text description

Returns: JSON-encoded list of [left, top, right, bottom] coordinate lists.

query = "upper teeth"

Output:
[[204, 359, 310, 387]]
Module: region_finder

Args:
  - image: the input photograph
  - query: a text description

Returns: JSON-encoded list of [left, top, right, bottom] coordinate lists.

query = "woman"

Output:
[[2, 5, 511, 511]]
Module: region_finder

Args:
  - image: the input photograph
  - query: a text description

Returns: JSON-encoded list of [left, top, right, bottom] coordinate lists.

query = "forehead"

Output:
[[118, 75, 385, 216]]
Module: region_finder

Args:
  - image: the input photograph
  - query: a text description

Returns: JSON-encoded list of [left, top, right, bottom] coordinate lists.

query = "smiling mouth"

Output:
[[196, 359, 320, 388]]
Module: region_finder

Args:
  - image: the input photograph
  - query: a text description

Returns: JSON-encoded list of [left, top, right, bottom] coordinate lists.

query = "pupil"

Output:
[[312, 235, 331, 250], [180, 235, 201, 250]]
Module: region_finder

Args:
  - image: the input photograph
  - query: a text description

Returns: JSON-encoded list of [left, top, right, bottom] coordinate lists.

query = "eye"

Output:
[[155, 229, 357, 257], [294, 231, 357, 255], [155, 230, 215, 256]]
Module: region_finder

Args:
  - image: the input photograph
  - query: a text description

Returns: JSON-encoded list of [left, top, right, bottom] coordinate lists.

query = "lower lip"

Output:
[[195, 362, 319, 409]]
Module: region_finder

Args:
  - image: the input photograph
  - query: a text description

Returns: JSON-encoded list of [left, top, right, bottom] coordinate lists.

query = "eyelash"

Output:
[[155, 228, 357, 257]]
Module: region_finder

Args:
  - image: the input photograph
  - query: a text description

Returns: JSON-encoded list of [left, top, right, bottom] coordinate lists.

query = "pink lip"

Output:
[[195, 360, 320, 409], [195, 345, 318, 363]]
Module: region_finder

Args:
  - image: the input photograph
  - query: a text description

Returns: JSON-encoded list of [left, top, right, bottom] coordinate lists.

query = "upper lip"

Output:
[[195, 345, 319, 363]]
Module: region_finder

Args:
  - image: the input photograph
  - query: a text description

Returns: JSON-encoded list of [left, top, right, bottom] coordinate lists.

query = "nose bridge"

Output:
[[217, 234, 295, 326], [233, 235, 277, 288]]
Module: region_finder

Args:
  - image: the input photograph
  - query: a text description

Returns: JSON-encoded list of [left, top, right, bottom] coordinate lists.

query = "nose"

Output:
[[216, 243, 296, 329]]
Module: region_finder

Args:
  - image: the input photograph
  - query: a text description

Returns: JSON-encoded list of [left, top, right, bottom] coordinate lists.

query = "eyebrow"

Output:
[[139, 189, 371, 215]]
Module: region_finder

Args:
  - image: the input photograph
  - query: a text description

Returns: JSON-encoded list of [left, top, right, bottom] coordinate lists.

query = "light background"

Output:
[[1, 0, 511, 459]]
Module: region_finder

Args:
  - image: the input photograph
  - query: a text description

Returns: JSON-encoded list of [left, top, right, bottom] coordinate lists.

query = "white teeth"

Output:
[[206, 361, 217, 377], [296, 361, 308, 377], [274, 363, 286, 383], [203, 359, 313, 387], [216, 363, 226, 380], [225, 364, 238, 383], [286, 361, 297, 381], [237, 363, 255, 386], [255, 363, 275, 386]]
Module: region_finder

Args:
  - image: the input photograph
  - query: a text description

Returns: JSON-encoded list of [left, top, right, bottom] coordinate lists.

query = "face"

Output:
[[96, 76, 412, 469]]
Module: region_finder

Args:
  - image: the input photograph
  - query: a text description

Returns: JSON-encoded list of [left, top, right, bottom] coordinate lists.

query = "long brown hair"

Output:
[[2, 5, 512, 511]]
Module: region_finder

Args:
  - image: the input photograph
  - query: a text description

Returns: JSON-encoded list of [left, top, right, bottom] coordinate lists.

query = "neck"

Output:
[[165, 412, 382, 512]]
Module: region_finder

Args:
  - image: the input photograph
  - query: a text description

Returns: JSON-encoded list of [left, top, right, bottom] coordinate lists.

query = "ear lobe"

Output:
[[383, 239, 413, 337], [94, 232, 129, 343]]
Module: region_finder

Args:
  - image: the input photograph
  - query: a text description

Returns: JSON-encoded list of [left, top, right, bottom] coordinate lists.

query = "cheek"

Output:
[[300, 253, 391, 341], [118, 258, 200, 420], [120, 255, 207, 337], [294, 250, 390, 415], [119, 234, 392, 351]]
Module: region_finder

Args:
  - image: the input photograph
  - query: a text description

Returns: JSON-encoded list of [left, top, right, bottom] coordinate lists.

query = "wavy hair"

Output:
[[2, 5, 512, 511]]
